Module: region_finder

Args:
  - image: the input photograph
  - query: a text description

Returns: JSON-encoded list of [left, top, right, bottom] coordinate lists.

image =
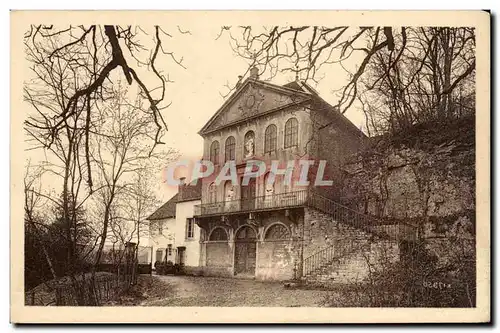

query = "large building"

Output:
[[149, 68, 415, 284], [192, 68, 413, 284]]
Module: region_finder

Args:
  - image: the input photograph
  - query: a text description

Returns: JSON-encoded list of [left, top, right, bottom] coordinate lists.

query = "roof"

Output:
[[177, 179, 202, 203], [146, 180, 202, 220], [198, 77, 311, 135], [284, 80, 366, 139], [147, 193, 178, 220], [199, 76, 366, 139]]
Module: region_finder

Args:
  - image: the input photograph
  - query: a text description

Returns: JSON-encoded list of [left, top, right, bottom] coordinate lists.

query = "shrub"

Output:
[[322, 239, 476, 307]]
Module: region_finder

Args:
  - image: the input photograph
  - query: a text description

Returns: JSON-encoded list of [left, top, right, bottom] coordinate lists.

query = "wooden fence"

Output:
[[25, 273, 132, 306]]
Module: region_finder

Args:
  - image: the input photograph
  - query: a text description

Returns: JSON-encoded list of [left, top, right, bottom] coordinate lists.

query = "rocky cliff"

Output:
[[340, 116, 475, 268]]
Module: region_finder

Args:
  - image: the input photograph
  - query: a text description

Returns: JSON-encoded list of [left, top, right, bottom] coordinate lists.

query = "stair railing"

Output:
[[302, 239, 368, 277], [301, 189, 416, 278], [305, 190, 415, 240]]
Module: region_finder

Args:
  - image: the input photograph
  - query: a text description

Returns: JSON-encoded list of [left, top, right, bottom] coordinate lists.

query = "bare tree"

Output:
[[89, 83, 177, 278], [24, 24, 188, 190], [218, 26, 398, 111], [23, 39, 104, 284], [24, 160, 57, 280], [124, 164, 176, 283], [218, 26, 475, 132], [24, 25, 184, 293], [362, 27, 475, 133]]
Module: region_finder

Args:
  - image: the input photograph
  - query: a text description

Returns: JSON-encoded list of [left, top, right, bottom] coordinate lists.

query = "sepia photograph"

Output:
[[10, 10, 490, 323]]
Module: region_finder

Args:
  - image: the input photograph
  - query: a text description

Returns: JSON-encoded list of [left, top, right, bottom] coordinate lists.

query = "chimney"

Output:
[[249, 66, 259, 80], [235, 75, 243, 89], [179, 177, 186, 186], [178, 177, 186, 200]]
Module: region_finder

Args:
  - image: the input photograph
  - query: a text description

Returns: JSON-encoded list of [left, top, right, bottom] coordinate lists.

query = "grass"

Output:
[[105, 275, 174, 306], [26, 271, 116, 306]]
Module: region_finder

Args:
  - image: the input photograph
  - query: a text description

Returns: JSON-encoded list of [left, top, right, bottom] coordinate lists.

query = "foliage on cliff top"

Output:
[[367, 115, 475, 154]]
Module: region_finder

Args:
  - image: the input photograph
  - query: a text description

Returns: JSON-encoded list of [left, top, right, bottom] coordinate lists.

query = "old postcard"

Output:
[[10, 10, 490, 323]]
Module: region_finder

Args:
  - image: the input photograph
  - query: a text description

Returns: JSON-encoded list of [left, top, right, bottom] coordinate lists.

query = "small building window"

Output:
[[186, 218, 195, 239], [155, 249, 164, 262], [264, 124, 277, 154], [225, 136, 236, 162], [265, 224, 290, 240], [284, 118, 298, 148], [210, 141, 220, 166], [167, 244, 172, 256], [209, 228, 228, 241]]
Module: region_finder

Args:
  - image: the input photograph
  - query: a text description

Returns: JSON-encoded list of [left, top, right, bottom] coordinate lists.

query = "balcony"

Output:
[[194, 190, 309, 217]]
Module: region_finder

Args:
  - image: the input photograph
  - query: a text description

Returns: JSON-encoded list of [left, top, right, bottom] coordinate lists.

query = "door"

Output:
[[234, 226, 257, 276], [177, 247, 186, 265], [241, 178, 256, 211]]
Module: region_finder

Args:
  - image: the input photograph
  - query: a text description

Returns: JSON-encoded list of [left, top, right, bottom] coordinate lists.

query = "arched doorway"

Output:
[[234, 226, 257, 276]]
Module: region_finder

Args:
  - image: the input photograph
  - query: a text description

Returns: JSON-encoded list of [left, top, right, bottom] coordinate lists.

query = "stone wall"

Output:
[[256, 240, 296, 280], [302, 207, 400, 284], [302, 208, 373, 259], [206, 242, 231, 267], [340, 116, 475, 269], [306, 240, 400, 285], [199, 210, 303, 280]]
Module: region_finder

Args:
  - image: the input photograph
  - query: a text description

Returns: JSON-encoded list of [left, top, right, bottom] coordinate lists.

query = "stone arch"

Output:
[[234, 225, 257, 276], [208, 227, 228, 241], [264, 222, 291, 241], [234, 225, 258, 240]]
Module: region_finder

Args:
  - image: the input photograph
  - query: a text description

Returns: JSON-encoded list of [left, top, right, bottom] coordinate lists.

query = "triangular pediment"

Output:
[[200, 79, 311, 135]]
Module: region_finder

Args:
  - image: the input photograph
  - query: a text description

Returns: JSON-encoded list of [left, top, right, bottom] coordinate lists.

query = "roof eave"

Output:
[[200, 98, 312, 136], [147, 215, 176, 221], [199, 78, 312, 136]]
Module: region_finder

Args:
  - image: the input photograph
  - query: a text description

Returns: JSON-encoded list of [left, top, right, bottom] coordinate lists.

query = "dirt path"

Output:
[[141, 275, 330, 307]]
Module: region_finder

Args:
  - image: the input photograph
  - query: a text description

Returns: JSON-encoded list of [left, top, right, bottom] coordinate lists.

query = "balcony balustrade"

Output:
[[194, 190, 308, 217]]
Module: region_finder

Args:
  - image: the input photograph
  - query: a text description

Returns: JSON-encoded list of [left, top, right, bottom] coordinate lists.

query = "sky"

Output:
[[24, 25, 367, 208], [137, 26, 366, 202]]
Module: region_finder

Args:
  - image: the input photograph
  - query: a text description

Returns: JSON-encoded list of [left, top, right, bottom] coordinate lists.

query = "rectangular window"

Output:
[[186, 218, 195, 239], [138, 251, 149, 264], [168, 244, 172, 256], [155, 249, 164, 262]]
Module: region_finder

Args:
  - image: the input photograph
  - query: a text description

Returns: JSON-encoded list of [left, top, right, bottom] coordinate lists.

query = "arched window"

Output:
[[210, 141, 220, 166], [236, 226, 257, 240], [208, 182, 217, 203], [264, 124, 277, 154], [265, 224, 290, 240], [244, 131, 255, 158], [225, 136, 236, 162], [284, 118, 298, 148], [209, 228, 228, 241]]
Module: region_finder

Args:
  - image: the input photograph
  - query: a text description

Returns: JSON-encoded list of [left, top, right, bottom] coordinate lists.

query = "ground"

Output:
[[139, 275, 330, 307]]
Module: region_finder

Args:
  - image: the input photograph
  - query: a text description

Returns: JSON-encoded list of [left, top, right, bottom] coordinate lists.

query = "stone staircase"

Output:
[[301, 191, 415, 285]]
